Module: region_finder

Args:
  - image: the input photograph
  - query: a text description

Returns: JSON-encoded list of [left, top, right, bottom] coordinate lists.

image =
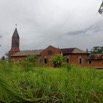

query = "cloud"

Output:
[[0, 35, 2, 38], [0, 0, 102, 57], [66, 30, 87, 35], [65, 21, 103, 35]]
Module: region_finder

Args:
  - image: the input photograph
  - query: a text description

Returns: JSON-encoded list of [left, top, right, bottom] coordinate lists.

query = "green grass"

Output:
[[0, 61, 103, 102]]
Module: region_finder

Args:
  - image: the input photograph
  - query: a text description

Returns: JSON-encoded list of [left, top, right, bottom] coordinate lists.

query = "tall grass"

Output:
[[0, 60, 103, 102]]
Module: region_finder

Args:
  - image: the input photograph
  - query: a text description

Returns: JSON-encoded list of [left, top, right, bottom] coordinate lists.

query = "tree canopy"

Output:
[[51, 53, 63, 67], [90, 46, 103, 54], [98, 1, 103, 14]]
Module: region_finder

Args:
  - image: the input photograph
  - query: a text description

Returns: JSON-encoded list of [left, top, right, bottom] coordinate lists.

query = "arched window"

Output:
[[78, 56, 83, 64], [66, 56, 70, 63], [88, 60, 92, 64], [44, 56, 47, 64]]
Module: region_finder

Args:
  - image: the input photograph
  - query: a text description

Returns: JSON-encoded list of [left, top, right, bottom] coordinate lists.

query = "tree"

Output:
[[5, 52, 9, 59], [90, 46, 103, 54], [51, 53, 63, 67], [26, 55, 35, 63], [1, 56, 5, 60], [98, 1, 103, 14]]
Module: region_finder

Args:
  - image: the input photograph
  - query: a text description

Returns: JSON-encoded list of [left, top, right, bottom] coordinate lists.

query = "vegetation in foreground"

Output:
[[0, 61, 103, 103]]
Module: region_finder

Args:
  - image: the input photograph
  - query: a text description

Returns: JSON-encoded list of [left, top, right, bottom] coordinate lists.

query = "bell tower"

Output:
[[9, 27, 20, 58]]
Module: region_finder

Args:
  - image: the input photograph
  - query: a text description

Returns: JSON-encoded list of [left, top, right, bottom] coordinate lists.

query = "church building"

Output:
[[9, 28, 43, 61], [9, 28, 103, 68]]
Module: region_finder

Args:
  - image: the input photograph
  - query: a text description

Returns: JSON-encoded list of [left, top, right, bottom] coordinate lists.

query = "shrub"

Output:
[[51, 53, 63, 67]]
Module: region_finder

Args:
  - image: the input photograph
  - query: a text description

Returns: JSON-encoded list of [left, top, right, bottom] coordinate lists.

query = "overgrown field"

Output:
[[0, 61, 103, 103]]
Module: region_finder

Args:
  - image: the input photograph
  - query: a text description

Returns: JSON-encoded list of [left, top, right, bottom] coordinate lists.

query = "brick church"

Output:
[[9, 28, 103, 68]]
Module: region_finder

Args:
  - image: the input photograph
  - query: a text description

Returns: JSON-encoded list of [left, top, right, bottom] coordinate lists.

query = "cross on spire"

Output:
[[15, 24, 17, 28]]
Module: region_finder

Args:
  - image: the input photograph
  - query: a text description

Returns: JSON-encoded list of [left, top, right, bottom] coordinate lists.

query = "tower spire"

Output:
[[9, 27, 20, 58], [12, 25, 19, 38]]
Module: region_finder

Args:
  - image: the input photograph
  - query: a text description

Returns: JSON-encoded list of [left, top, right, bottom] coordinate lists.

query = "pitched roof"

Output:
[[12, 28, 19, 38], [40, 45, 60, 54], [89, 54, 103, 60], [60, 48, 86, 54], [11, 49, 43, 57]]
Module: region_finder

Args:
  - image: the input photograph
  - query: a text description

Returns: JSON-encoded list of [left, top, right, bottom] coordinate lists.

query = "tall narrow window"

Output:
[[66, 56, 70, 63], [44, 56, 47, 64], [44, 58, 47, 64], [78, 56, 83, 64]]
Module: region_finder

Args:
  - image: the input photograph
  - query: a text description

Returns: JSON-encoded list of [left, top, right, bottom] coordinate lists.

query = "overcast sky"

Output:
[[0, 0, 103, 57]]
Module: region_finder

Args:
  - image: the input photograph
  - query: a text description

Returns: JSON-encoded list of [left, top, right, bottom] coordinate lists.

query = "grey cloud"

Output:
[[0, 0, 102, 57], [66, 30, 87, 35], [0, 34, 2, 38], [66, 21, 103, 35]]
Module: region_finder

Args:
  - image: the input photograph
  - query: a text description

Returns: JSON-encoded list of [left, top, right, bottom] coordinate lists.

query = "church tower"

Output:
[[9, 27, 20, 58]]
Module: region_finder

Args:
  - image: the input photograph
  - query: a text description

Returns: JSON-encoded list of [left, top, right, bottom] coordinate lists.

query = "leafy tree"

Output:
[[21, 55, 38, 71], [26, 55, 35, 63], [5, 52, 9, 59], [90, 46, 103, 54], [98, 1, 103, 14], [52, 53, 63, 67], [1, 56, 5, 60]]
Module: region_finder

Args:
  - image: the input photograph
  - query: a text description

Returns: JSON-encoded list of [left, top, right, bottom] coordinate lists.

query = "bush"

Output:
[[21, 60, 34, 71], [51, 53, 63, 67]]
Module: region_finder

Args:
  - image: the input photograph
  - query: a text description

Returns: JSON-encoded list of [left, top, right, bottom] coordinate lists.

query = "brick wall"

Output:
[[40, 45, 60, 66], [87, 60, 103, 68], [10, 56, 26, 62], [68, 54, 89, 67]]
